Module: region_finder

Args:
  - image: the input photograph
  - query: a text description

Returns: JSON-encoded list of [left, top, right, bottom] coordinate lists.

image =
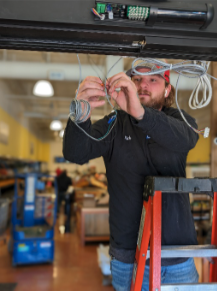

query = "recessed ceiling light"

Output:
[[50, 120, 62, 131], [33, 80, 54, 97]]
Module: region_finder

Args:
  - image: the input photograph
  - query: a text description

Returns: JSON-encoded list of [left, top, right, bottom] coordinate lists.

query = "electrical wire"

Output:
[[87, 54, 109, 88], [70, 56, 214, 140], [188, 62, 211, 110], [69, 54, 123, 142], [91, 8, 104, 20], [130, 58, 213, 137]]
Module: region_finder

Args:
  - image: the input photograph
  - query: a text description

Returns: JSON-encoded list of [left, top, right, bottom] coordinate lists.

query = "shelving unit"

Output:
[[0, 156, 48, 198], [78, 206, 110, 246], [0, 179, 15, 196], [191, 195, 212, 222], [187, 165, 213, 241]]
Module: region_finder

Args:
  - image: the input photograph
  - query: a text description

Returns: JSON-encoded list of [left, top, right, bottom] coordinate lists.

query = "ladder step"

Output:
[[161, 283, 217, 291], [146, 245, 217, 259]]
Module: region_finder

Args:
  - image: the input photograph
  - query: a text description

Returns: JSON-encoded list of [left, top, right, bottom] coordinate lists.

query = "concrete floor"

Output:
[[0, 213, 208, 291], [0, 220, 113, 291]]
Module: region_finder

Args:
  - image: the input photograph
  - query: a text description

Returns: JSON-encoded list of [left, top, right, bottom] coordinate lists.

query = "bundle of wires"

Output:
[[70, 56, 216, 140], [91, 8, 104, 20], [131, 58, 215, 137], [69, 54, 123, 142]]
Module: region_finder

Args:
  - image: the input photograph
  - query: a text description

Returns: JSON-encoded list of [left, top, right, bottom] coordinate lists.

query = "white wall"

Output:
[[48, 140, 106, 174]]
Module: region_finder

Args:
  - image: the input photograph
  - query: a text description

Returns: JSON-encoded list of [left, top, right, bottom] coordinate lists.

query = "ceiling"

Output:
[[0, 50, 134, 141], [0, 50, 211, 141]]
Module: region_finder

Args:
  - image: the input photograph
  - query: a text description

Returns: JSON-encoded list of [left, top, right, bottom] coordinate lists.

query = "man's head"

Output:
[[126, 66, 175, 110]]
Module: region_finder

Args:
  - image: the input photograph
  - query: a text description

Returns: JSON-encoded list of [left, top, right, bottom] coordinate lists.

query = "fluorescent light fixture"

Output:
[[59, 129, 64, 138], [50, 120, 62, 131], [33, 80, 54, 97]]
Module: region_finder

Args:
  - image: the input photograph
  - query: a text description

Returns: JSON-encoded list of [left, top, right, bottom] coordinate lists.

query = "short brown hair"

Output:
[[164, 82, 175, 108]]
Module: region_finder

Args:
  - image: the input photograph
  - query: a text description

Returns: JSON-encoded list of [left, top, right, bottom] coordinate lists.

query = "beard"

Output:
[[138, 89, 165, 110]]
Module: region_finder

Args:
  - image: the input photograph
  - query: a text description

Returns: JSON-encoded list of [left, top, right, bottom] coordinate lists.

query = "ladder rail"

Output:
[[210, 191, 217, 282], [131, 199, 152, 291], [131, 177, 217, 291], [150, 191, 162, 291]]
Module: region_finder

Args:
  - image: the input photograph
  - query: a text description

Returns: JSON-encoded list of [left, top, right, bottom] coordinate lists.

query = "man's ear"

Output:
[[165, 84, 171, 98]]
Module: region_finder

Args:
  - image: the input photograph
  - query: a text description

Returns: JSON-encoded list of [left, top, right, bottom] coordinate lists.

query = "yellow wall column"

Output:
[[0, 107, 50, 162]]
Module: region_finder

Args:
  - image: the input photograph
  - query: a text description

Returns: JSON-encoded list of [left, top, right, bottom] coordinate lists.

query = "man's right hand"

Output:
[[76, 76, 106, 121]]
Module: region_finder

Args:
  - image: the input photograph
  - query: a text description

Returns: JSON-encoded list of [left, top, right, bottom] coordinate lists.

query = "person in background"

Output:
[[62, 63, 199, 290], [55, 167, 62, 176], [56, 169, 72, 213]]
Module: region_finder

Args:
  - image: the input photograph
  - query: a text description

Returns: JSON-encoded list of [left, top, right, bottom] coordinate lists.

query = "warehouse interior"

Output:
[[0, 48, 216, 290]]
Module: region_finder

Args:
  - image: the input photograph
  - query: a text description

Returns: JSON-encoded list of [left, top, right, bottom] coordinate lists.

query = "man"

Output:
[[56, 169, 72, 213], [63, 63, 199, 291]]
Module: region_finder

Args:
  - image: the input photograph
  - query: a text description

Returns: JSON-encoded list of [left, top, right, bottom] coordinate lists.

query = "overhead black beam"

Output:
[[0, 1, 217, 60]]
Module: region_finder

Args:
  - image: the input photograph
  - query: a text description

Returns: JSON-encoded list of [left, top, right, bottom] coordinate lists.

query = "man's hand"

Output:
[[107, 73, 145, 120], [76, 76, 106, 120]]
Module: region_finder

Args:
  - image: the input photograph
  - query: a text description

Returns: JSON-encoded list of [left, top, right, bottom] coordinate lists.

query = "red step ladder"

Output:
[[130, 177, 217, 291]]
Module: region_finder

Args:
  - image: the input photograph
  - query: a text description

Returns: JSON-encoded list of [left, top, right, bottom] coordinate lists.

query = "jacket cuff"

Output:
[[130, 107, 157, 132], [69, 117, 91, 130]]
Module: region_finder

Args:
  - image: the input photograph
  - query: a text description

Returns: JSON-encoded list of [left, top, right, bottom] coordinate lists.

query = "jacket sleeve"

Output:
[[131, 107, 199, 152], [62, 114, 115, 164]]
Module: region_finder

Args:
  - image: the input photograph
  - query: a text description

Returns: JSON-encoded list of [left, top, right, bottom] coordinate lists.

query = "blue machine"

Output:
[[11, 173, 57, 266]]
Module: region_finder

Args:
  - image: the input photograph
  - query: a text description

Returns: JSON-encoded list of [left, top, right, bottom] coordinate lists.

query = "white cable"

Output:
[[188, 62, 212, 110], [130, 58, 213, 137], [75, 54, 82, 100], [70, 56, 214, 139]]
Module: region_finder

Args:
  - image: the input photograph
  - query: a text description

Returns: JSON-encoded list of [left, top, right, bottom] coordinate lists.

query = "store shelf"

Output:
[[191, 194, 212, 224], [193, 197, 211, 201], [77, 206, 110, 246], [0, 179, 15, 188], [192, 210, 211, 213]]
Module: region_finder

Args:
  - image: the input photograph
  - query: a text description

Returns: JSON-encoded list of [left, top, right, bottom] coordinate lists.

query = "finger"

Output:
[[79, 80, 105, 93], [109, 90, 119, 102], [107, 77, 122, 94], [77, 88, 106, 100], [109, 78, 130, 93], [84, 76, 104, 84], [107, 72, 128, 87], [89, 96, 102, 102], [89, 100, 105, 108], [105, 84, 110, 92]]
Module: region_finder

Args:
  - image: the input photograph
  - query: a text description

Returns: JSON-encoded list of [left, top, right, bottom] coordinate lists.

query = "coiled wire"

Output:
[[70, 56, 217, 139], [69, 54, 122, 141], [131, 58, 215, 135], [69, 99, 90, 124]]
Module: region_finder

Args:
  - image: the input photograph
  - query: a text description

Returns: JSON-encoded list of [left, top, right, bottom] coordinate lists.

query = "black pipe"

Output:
[[147, 4, 214, 29], [157, 9, 206, 25]]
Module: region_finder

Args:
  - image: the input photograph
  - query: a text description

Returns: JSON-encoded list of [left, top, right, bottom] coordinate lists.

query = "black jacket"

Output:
[[56, 172, 72, 193], [63, 106, 198, 253]]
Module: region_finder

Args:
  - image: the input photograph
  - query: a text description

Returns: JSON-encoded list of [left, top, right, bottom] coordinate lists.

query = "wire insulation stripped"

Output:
[[91, 8, 104, 20]]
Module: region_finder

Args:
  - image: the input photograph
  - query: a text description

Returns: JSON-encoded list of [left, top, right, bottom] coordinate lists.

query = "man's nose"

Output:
[[139, 78, 148, 89]]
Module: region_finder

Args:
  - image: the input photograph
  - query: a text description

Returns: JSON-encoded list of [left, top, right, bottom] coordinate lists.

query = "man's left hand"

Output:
[[107, 73, 145, 120]]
